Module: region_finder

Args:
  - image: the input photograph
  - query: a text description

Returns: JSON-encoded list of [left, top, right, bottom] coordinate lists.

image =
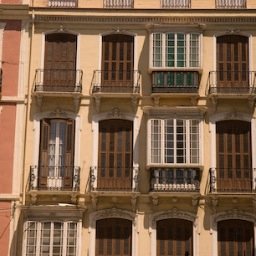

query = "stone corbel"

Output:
[[152, 96, 160, 106], [131, 194, 137, 211], [71, 193, 77, 204], [91, 194, 98, 209], [192, 196, 199, 207], [94, 96, 101, 112], [30, 192, 37, 205], [73, 96, 81, 112], [36, 95, 43, 109], [131, 96, 139, 112], [151, 195, 159, 206]]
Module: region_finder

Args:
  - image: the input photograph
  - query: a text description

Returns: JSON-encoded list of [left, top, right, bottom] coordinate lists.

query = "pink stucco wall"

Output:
[[0, 202, 11, 256], [0, 20, 21, 255], [2, 20, 21, 96], [0, 105, 17, 193]]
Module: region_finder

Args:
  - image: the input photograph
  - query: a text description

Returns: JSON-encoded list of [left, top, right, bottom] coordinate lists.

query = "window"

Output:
[[149, 119, 200, 165], [152, 32, 200, 68], [157, 219, 193, 256], [38, 119, 75, 190], [218, 219, 254, 256], [24, 221, 78, 256]]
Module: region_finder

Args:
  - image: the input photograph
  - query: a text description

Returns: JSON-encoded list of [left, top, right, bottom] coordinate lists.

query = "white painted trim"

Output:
[[149, 209, 198, 256], [91, 111, 140, 190], [210, 210, 256, 256], [89, 208, 138, 256], [32, 111, 81, 168]]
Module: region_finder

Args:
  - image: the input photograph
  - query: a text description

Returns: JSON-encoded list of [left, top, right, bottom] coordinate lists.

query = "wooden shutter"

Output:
[[44, 33, 77, 91], [216, 120, 251, 192], [63, 119, 75, 189], [217, 35, 248, 90], [102, 34, 134, 91], [218, 220, 254, 256], [97, 119, 133, 190], [157, 218, 193, 256], [39, 119, 50, 189], [96, 218, 132, 256]]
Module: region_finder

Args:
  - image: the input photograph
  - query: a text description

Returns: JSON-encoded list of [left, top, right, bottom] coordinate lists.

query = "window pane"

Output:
[[190, 120, 200, 163], [165, 120, 174, 163], [166, 33, 175, 67], [153, 33, 162, 67], [151, 120, 161, 163], [177, 34, 186, 67], [190, 34, 200, 67]]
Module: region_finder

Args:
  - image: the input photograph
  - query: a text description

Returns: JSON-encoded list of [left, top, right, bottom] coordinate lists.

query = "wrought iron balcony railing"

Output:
[[30, 165, 80, 191], [216, 0, 246, 8], [34, 69, 83, 93], [161, 0, 191, 8], [104, 0, 134, 8], [90, 166, 139, 192], [150, 168, 200, 192], [91, 70, 141, 94], [48, 0, 77, 7], [209, 168, 253, 193], [152, 71, 199, 93], [208, 71, 256, 94]]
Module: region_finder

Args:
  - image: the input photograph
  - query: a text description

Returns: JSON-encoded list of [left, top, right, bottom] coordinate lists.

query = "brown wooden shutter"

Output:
[[39, 119, 50, 189], [216, 120, 251, 192], [217, 35, 248, 90], [63, 119, 75, 189], [218, 219, 254, 256], [102, 34, 134, 91], [96, 218, 132, 256], [157, 218, 193, 256], [97, 119, 133, 190], [44, 33, 77, 91]]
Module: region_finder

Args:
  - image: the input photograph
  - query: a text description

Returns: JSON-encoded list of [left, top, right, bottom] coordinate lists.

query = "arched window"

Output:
[[217, 219, 254, 256], [96, 218, 132, 256], [156, 218, 193, 256]]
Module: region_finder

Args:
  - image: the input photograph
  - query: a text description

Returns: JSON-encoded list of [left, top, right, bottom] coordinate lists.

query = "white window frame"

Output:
[[150, 32, 201, 69], [23, 220, 81, 256], [148, 118, 201, 166]]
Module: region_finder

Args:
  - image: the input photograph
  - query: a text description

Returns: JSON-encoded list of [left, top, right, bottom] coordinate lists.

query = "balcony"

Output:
[[89, 166, 139, 192], [216, 0, 246, 8], [209, 168, 253, 193], [34, 69, 83, 93], [152, 71, 199, 93], [29, 165, 80, 191], [48, 0, 77, 7], [150, 168, 200, 192], [208, 71, 256, 96], [104, 0, 134, 8], [161, 0, 191, 8], [92, 70, 140, 94]]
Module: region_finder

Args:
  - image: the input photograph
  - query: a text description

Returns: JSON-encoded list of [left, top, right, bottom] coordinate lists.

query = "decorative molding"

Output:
[[34, 15, 256, 26]]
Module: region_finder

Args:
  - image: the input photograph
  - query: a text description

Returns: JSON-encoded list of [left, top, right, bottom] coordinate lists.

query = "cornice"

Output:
[[33, 14, 256, 25]]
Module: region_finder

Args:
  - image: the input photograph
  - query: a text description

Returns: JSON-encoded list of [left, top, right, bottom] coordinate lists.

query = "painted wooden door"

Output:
[[96, 218, 132, 256], [216, 120, 252, 192], [97, 119, 133, 190], [157, 218, 193, 256]]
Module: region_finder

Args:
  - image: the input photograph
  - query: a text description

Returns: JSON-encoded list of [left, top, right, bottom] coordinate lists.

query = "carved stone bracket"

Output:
[[30, 192, 37, 205], [91, 194, 98, 209], [151, 195, 159, 206]]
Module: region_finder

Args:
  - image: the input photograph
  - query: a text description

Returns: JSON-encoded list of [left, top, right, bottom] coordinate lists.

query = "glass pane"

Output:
[[153, 33, 162, 67]]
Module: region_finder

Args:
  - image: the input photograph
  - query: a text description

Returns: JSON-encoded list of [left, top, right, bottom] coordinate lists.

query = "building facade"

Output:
[[0, 1, 28, 255], [2, 0, 256, 255]]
